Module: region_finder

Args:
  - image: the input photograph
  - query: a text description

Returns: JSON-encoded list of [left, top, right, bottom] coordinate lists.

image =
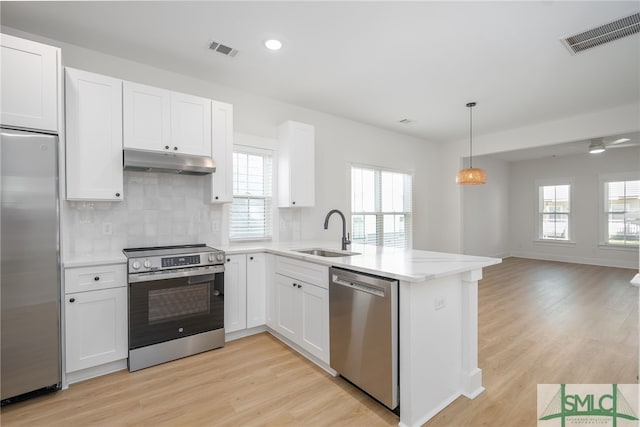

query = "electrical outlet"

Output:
[[434, 296, 446, 311], [211, 221, 220, 232], [102, 222, 113, 235]]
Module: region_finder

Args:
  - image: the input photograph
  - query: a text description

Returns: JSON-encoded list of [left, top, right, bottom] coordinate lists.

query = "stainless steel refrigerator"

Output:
[[1, 127, 61, 403]]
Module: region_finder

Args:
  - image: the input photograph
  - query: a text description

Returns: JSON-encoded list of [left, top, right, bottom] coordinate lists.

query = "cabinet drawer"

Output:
[[65, 264, 126, 294], [275, 257, 328, 289]]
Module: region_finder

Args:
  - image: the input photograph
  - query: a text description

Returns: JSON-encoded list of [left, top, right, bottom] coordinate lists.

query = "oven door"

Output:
[[128, 265, 224, 350]]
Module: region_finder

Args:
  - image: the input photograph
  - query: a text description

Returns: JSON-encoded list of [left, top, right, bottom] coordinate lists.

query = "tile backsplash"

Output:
[[63, 172, 224, 256]]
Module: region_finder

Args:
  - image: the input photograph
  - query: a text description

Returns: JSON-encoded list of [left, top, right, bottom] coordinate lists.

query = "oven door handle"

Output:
[[128, 265, 225, 283]]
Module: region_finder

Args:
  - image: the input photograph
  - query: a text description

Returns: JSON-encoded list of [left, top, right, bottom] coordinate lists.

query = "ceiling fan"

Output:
[[588, 137, 638, 154]]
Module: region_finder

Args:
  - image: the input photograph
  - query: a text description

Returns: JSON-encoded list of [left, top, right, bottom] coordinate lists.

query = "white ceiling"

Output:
[[487, 131, 640, 162], [1, 1, 639, 143]]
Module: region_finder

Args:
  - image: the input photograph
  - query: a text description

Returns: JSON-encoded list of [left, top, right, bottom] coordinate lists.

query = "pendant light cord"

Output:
[[469, 105, 473, 168]]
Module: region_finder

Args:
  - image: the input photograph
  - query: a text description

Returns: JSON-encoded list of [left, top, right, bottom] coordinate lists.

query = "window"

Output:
[[604, 179, 640, 246], [538, 184, 571, 241], [230, 147, 273, 240], [351, 165, 412, 248]]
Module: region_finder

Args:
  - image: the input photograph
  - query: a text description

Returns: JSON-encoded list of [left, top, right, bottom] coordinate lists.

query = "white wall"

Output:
[[3, 28, 442, 257], [461, 156, 510, 258], [438, 103, 640, 254], [509, 147, 639, 269]]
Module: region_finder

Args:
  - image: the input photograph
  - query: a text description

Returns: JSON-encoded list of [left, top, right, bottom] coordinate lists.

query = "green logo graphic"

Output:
[[539, 384, 639, 427]]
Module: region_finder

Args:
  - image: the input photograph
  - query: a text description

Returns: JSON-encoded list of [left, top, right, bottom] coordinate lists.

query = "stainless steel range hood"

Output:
[[123, 149, 216, 176]]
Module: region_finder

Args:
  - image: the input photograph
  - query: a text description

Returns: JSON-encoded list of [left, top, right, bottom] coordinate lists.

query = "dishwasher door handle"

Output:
[[332, 276, 386, 297]]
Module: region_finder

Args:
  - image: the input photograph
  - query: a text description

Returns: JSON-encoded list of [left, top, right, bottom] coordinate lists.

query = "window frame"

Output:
[[534, 178, 575, 244], [349, 163, 413, 249], [599, 172, 640, 248], [229, 143, 274, 242]]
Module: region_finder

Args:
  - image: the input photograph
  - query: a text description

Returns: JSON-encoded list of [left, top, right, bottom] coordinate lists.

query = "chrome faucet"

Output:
[[324, 209, 351, 250]]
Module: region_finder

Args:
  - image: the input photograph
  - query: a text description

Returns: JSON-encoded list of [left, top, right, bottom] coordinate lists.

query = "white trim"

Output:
[[599, 172, 640, 247], [535, 178, 574, 242], [349, 164, 414, 249], [65, 359, 127, 386], [598, 243, 639, 252], [233, 132, 277, 152], [510, 250, 638, 269], [534, 239, 577, 246], [224, 325, 267, 342], [230, 146, 274, 241]]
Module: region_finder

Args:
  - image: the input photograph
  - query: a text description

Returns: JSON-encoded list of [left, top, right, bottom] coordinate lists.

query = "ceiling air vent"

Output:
[[561, 12, 640, 55], [398, 118, 413, 124], [208, 41, 238, 57]]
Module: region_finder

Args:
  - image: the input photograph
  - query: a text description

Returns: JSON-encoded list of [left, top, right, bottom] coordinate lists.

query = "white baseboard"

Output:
[[398, 391, 460, 427], [225, 325, 267, 342], [65, 359, 127, 386], [509, 251, 638, 269], [267, 328, 336, 376]]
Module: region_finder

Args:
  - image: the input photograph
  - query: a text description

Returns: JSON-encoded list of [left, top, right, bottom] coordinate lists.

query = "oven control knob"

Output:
[[208, 254, 216, 262], [143, 260, 152, 268], [216, 253, 224, 262], [132, 260, 141, 270]]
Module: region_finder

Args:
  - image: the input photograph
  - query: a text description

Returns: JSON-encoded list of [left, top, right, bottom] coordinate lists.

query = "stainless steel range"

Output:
[[123, 244, 225, 371]]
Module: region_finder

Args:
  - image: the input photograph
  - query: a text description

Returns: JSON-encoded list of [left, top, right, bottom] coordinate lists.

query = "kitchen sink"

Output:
[[293, 248, 360, 257]]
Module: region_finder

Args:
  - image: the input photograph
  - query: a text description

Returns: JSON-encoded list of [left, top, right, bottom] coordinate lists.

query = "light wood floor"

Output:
[[2, 258, 637, 426]]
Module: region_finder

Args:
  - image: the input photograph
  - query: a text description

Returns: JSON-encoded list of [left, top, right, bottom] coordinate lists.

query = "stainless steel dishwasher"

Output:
[[329, 267, 399, 410]]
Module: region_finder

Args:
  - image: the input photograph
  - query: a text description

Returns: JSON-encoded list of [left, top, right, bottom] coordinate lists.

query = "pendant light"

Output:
[[456, 102, 487, 185]]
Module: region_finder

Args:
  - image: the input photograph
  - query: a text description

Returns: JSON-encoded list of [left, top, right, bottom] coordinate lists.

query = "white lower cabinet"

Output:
[[274, 264, 329, 364], [246, 253, 267, 328], [224, 252, 267, 334], [65, 287, 127, 373], [64, 263, 128, 375], [224, 254, 247, 333]]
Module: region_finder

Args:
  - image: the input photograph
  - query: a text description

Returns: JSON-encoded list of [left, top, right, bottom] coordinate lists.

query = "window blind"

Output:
[[351, 166, 412, 248], [230, 148, 273, 240]]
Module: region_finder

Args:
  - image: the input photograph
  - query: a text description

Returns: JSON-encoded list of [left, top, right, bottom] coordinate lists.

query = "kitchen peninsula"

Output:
[[221, 242, 501, 427]]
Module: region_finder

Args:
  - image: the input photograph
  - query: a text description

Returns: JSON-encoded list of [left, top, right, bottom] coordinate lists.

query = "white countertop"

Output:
[[62, 242, 500, 281], [220, 241, 501, 282], [63, 251, 127, 268]]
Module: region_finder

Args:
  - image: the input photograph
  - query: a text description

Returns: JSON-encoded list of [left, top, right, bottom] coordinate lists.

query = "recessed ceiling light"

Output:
[[265, 39, 282, 51], [613, 138, 631, 144]]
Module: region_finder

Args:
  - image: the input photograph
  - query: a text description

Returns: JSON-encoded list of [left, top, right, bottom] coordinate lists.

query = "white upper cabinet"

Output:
[[123, 81, 211, 157], [123, 81, 171, 152], [1, 33, 59, 132], [171, 91, 211, 157], [65, 68, 123, 201], [278, 121, 315, 207], [210, 101, 233, 203]]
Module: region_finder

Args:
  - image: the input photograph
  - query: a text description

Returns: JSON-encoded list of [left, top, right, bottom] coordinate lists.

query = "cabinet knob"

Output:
[[115, 193, 120, 197], [292, 283, 296, 287], [165, 145, 170, 150], [249, 256, 254, 261], [227, 258, 231, 262], [292, 201, 296, 205], [69, 298, 75, 303], [215, 196, 219, 200], [297, 284, 302, 289], [94, 276, 100, 281], [173, 146, 178, 151]]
